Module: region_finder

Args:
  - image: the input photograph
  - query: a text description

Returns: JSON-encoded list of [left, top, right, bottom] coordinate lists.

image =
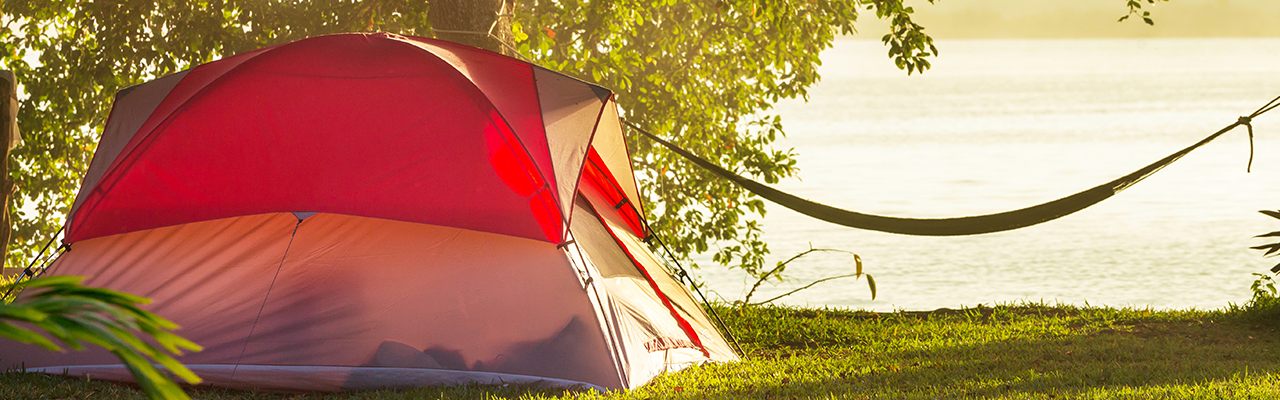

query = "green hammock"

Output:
[[628, 95, 1278, 236]]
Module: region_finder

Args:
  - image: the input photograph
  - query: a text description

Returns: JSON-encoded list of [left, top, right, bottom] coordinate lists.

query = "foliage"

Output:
[[1, 0, 1155, 283], [1224, 274, 1280, 328], [0, 0, 933, 281], [1234, 209, 1280, 326], [1252, 210, 1280, 274], [514, 0, 939, 281], [1119, 0, 1169, 25], [0, 271, 16, 303], [0, 275, 202, 399], [0, 1, 431, 268], [1251, 273, 1277, 300]]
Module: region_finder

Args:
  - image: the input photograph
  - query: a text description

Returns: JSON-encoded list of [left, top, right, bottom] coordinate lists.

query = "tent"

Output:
[[0, 32, 738, 391]]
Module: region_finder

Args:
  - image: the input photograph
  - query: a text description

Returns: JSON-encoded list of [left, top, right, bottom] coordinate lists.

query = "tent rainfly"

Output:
[[0, 33, 738, 391]]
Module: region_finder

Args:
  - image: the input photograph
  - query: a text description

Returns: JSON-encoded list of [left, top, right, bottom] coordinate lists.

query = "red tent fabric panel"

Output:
[[404, 37, 557, 207], [65, 34, 561, 243], [579, 148, 647, 238], [589, 99, 644, 217], [70, 70, 189, 215], [71, 45, 276, 220]]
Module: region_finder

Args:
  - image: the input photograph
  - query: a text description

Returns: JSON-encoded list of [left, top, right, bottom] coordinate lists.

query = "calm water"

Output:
[[696, 38, 1280, 312]]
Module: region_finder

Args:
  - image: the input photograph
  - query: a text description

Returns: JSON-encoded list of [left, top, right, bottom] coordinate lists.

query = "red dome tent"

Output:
[[2, 33, 736, 391]]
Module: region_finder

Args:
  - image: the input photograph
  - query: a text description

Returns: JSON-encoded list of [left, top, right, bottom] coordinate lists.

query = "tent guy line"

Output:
[[624, 93, 1279, 237]]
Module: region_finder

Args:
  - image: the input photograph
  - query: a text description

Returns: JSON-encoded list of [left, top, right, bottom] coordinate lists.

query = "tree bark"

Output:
[[428, 0, 516, 56], [0, 71, 14, 273]]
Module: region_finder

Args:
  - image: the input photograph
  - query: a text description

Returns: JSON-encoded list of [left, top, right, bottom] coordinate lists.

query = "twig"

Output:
[[742, 246, 857, 304], [752, 273, 871, 306]]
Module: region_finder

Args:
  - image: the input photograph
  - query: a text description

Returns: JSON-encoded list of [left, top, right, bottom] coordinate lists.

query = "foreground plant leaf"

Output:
[[0, 276, 203, 400]]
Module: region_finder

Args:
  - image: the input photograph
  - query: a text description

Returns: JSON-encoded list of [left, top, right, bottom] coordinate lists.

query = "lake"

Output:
[[695, 38, 1280, 312]]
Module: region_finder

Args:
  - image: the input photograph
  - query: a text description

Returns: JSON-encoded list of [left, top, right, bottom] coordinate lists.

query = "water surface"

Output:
[[696, 38, 1280, 312]]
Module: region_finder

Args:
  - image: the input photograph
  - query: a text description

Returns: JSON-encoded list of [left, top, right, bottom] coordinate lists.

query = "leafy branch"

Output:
[[1118, 0, 1169, 25], [1252, 210, 1280, 274], [1, 276, 202, 400], [741, 245, 876, 307], [862, 0, 938, 75]]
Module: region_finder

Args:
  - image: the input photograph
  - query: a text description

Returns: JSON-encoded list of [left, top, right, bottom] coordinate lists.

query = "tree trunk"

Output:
[[0, 71, 14, 273], [428, 0, 516, 56]]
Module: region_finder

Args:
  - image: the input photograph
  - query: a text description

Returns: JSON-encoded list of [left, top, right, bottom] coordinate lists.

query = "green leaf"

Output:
[[866, 274, 877, 301], [1251, 243, 1280, 257], [0, 304, 48, 322], [113, 349, 192, 400], [854, 253, 863, 277], [0, 321, 63, 351], [7, 275, 84, 290], [146, 329, 204, 355]]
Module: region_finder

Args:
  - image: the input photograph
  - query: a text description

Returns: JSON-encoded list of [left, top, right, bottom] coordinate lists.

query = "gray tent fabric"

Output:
[[536, 67, 611, 219]]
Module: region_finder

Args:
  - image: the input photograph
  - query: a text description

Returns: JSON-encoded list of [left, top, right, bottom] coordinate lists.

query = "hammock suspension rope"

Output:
[[625, 94, 1279, 237]]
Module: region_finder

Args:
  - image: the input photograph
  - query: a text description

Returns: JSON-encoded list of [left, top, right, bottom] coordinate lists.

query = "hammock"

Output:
[[628, 95, 1279, 236]]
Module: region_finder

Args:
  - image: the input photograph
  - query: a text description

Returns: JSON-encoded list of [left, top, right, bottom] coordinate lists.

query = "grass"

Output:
[[4, 302, 1280, 399]]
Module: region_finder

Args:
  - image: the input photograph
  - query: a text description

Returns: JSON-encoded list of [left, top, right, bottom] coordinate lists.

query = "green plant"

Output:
[[738, 245, 875, 307], [1252, 210, 1280, 273], [1250, 273, 1277, 300], [1, 276, 202, 399], [1, 272, 17, 303], [1119, 0, 1170, 25], [1234, 209, 1280, 326]]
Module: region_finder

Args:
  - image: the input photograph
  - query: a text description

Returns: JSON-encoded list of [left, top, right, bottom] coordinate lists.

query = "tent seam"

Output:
[[561, 230, 631, 389], [229, 218, 302, 384], [396, 37, 564, 241], [68, 48, 279, 241]]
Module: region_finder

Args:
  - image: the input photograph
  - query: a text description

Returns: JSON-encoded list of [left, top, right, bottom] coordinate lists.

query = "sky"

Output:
[[847, 0, 1280, 39]]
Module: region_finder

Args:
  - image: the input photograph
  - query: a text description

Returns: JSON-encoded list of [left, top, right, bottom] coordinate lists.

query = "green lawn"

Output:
[[4, 302, 1280, 399]]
